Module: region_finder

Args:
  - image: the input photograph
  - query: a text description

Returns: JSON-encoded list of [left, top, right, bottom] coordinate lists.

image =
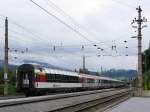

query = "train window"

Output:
[[70, 76, 74, 82], [55, 74, 59, 81], [87, 78, 94, 83], [62, 75, 66, 82], [71, 76, 79, 83], [102, 80, 108, 83], [49, 74, 52, 80], [46, 74, 50, 81], [105, 80, 108, 83], [74, 77, 78, 83], [46, 73, 79, 83], [57, 74, 62, 82], [46, 73, 55, 82], [52, 74, 56, 81], [63, 75, 66, 82], [68, 76, 72, 82], [99, 80, 101, 83]]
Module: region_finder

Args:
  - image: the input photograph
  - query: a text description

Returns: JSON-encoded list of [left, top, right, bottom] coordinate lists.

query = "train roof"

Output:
[[44, 68, 79, 77], [32, 64, 79, 77], [79, 73, 123, 82]]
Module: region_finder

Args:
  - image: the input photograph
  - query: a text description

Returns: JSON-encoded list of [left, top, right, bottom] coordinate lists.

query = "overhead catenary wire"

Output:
[[0, 2, 138, 64], [0, 16, 50, 44], [29, 0, 95, 44], [46, 0, 138, 49], [2, 19, 135, 47], [0, 22, 136, 57], [0, 12, 136, 55], [44, 0, 101, 42], [0, 13, 109, 51], [0, 27, 49, 47], [43, 0, 133, 54], [0, 17, 56, 49], [42, 0, 123, 56], [8, 20, 52, 45]]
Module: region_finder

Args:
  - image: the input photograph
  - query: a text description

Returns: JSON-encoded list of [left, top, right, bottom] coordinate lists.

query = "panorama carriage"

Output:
[[16, 64, 126, 96]]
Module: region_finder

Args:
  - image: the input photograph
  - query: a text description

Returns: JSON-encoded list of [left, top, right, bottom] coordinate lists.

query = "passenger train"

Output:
[[16, 64, 126, 96]]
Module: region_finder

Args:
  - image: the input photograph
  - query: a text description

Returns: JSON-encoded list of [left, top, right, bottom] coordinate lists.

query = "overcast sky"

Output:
[[0, 0, 150, 71]]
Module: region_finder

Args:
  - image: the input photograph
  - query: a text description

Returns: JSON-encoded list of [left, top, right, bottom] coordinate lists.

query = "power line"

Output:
[[0, 16, 51, 45], [0, 10, 135, 56], [0, 26, 49, 47], [43, 0, 129, 56], [1, 13, 104, 51], [0, 7, 137, 62], [44, 0, 100, 42], [8, 20, 52, 44], [30, 0, 95, 44]]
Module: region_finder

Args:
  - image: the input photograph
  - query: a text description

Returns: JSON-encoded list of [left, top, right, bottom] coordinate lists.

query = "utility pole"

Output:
[[144, 52, 147, 91], [83, 55, 85, 73], [4, 17, 8, 96], [131, 6, 147, 96], [81, 45, 86, 73]]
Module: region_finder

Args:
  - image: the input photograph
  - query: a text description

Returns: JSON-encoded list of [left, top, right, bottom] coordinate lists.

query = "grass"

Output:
[[0, 84, 23, 96]]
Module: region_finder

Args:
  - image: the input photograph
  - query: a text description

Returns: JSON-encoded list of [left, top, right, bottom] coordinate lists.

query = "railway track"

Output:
[[0, 88, 132, 112], [50, 88, 132, 112]]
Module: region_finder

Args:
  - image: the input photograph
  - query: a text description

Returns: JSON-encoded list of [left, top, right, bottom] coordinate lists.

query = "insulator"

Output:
[[81, 45, 84, 50], [21, 51, 24, 53]]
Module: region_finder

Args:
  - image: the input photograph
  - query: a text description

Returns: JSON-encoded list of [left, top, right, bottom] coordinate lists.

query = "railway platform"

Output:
[[106, 91, 150, 112]]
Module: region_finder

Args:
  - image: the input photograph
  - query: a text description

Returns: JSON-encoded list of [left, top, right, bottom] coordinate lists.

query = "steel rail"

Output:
[[48, 89, 132, 112]]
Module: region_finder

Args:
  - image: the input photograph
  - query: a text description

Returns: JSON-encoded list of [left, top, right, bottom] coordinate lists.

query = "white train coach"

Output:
[[16, 64, 126, 96]]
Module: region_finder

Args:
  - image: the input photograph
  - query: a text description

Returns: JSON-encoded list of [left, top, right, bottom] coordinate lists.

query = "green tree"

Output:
[[0, 68, 17, 95], [0, 70, 3, 84], [142, 47, 150, 90], [143, 70, 150, 90]]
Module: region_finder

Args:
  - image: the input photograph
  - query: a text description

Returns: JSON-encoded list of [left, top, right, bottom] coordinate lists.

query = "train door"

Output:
[[23, 73, 29, 87], [17, 71, 34, 90], [23, 72, 33, 88]]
